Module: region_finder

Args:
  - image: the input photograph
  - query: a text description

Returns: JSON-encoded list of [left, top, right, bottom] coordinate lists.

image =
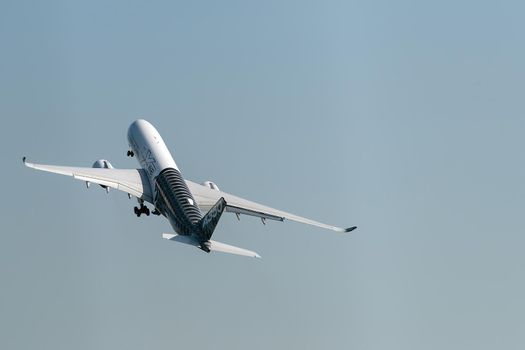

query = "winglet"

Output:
[[22, 156, 35, 169], [345, 226, 357, 233]]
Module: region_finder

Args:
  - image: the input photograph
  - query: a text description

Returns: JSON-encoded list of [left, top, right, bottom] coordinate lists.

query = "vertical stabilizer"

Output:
[[199, 197, 226, 240]]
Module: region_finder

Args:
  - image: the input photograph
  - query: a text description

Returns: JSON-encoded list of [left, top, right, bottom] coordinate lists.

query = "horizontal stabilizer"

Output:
[[207, 240, 261, 258], [162, 233, 260, 258], [162, 233, 195, 246]]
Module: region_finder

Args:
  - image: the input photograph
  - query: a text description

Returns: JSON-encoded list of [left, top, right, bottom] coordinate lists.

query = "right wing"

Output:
[[186, 180, 356, 233], [23, 157, 153, 203]]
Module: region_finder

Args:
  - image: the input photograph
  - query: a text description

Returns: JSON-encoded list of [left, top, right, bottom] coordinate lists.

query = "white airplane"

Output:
[[23, 119, 356, 258]]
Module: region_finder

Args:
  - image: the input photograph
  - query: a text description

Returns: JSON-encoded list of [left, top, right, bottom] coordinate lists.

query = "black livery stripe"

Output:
[[154, 167, 202, 235]]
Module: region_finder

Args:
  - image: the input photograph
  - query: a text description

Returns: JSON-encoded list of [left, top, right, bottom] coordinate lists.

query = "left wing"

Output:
[[23, 157, 153, 203], [186, 180, 356, 233]]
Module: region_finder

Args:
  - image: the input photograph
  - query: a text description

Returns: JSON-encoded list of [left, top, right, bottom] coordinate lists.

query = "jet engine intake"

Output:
[[92, 159, 114, 191], [92, 159, 114, 169], [202, 181, 220, 191]]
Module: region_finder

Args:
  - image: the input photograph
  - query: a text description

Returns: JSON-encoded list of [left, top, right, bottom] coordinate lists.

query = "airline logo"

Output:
[[140, 148, 158, 176], [200, 197, 226, 240]]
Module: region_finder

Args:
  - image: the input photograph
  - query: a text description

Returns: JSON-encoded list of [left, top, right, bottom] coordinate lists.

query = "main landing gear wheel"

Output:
[[127, 150, 134, 157], [134, 204, 150, 217]]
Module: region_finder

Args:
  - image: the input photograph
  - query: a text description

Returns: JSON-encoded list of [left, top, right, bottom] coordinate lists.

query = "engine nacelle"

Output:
[[92, 159, 114, 169], [202, 181, 220, 191], [92, 159, 114, 191]]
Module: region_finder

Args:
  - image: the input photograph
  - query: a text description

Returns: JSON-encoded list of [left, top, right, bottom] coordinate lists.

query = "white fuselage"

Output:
[[127, 119, 203, 236], [127, 119, 178, 188]]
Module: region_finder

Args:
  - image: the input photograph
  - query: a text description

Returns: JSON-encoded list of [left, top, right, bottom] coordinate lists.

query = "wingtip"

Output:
[[345, 226, 357, 233], [22, 156, 26, 164]]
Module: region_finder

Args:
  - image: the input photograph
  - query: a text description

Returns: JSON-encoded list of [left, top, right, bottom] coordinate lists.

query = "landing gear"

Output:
[[151, 208, 161, 216], [127, 150, 134, 157], [134, 203, 150, 217]]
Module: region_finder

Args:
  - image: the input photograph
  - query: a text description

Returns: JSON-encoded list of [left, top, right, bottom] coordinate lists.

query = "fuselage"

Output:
[[127, 119, 202, 235]]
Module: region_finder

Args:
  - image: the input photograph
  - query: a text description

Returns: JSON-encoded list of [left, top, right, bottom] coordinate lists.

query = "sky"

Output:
[[1, 1, 524, 349]]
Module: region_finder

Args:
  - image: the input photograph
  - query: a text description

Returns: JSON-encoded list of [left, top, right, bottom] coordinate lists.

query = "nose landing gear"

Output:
[[127, 150, 134, 157]]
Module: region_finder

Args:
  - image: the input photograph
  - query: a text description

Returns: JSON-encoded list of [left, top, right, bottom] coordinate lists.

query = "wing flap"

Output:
[[73, 175, 119, 189], [225, 205, 284, 222]]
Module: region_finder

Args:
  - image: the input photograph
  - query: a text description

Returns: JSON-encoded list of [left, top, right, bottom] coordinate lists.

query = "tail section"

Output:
[[199, 197, 226, 241], [162, 197, 261, 258]]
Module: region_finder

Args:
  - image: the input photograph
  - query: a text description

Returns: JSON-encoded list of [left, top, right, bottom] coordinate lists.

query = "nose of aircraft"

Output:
[[128, 119, 154, 142], [126, 118, 179, 172], [129, 118, 152, 133]]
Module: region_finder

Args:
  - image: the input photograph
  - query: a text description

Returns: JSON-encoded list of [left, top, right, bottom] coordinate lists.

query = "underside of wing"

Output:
[[186, 180, 356, 233], [23, 157, 153, 203]]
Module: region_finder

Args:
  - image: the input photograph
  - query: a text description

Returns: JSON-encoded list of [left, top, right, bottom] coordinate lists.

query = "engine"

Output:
[[90, 159, 114, 191], [202, 181, 220, 191], [92, 159, 114, 169]]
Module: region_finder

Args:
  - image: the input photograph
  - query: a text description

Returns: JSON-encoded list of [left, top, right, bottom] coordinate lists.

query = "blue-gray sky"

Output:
[[1, 1, 524, 349]]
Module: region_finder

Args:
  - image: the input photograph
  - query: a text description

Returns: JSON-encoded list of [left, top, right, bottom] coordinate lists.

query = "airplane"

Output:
[[23, 119, 356, 258]]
